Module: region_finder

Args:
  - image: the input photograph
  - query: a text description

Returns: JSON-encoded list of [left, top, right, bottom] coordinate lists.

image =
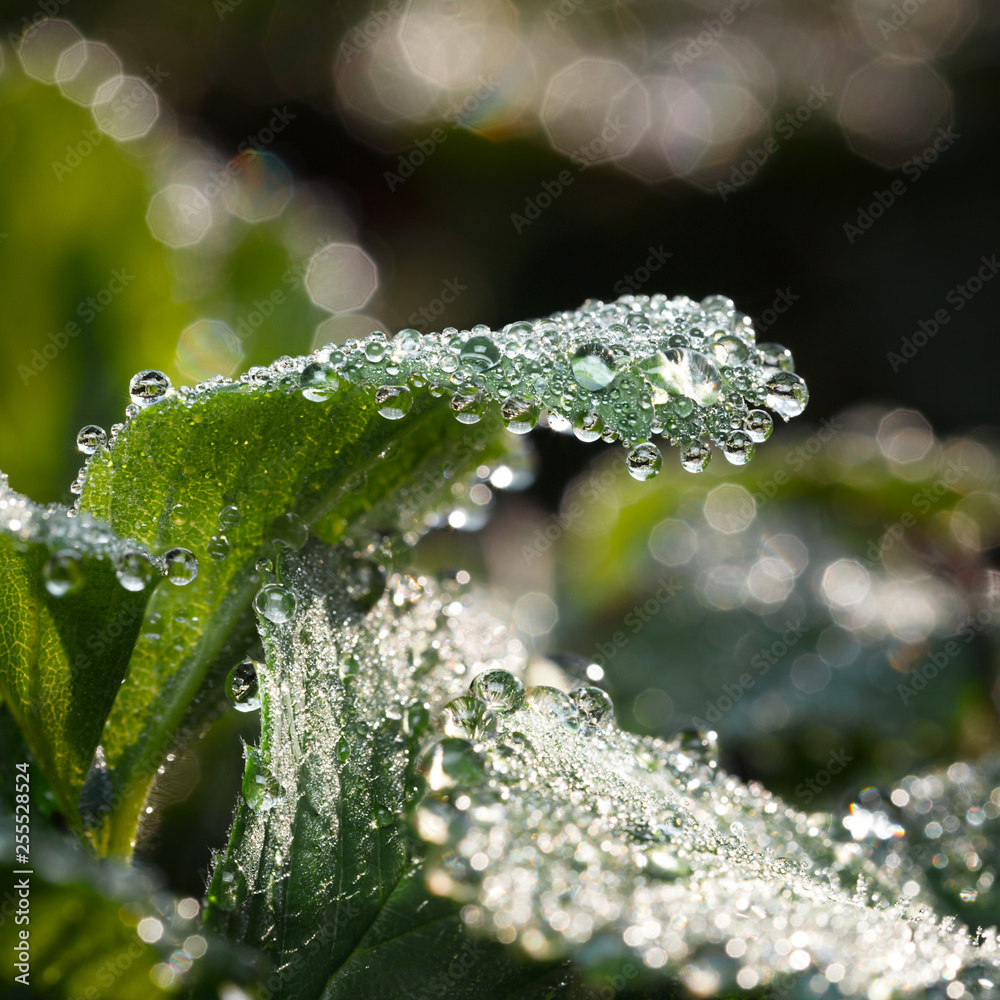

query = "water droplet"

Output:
[[346, 557, 386, 609], [500, 395, 539, 435], [218, 505, 241, 530], [76, 424, 107, 455], [646, 847, 692, 880], [764, 371, 809, 420], [226, 659, 261, 712], [459, 334, 501, 372], [679, 439, 711, 473], [128, 369, 171, 407], [677, 726, 719, 766], [116, 551, 155, 591], [404, 700, 431, 738], [164, 547, 199, 586], [722, 430, 754, 466], [266, 512, 308, 551], [710, 333, 749, 365], [640, 349, 722, 407], [43, 549, 83, 597], [570, 686, 614, 730], [571, 343, 617, 391], [299, 361, 340, 402], [626, 442, 663, 481], [758, 342, 794, 374], [170, 503, 189, 527], [526, 686, 579, 733], [207, 535, 230, 561], [79, 745, 113, 837], [744, 409, 773, 443], [573, 410, 604, 443], [418, 738, 485, 792], [375, 384, 412, 420], [364, 338, 387, 362], [441, 696, 496, 740], [209, 864, 248, 911], [242, 753, 281, 811], [450, 389, 486, 425], [470, 668, 525, 713], [255, 584, 297, 623]]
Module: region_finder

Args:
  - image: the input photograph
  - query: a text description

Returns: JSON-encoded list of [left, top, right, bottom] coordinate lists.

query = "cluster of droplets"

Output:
[[92, 294, 805, 490]]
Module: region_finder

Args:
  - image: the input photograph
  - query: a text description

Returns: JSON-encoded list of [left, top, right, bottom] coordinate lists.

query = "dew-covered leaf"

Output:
[[204, 541, 569, 998], [0, 477, 152, 837]]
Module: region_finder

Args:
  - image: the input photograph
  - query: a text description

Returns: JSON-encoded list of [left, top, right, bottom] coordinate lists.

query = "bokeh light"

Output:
[[305, 243, 378, 312]]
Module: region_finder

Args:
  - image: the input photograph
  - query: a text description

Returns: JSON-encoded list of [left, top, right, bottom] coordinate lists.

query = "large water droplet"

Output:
[[43, 549, 83, 596], [471, 668, 525, 713], [207, 535, 230, 561], [218, 505, 241, 530], [242, 754, 281, 811], [459, 335, 501, 372], [164, 547, 199, 585], [255, 584, 297, 623], [571, 343, 617, 391], [76, 424, 107, 455], [441, 696, 496, 740], [226, 659, 261, 712], [116, 551, 155, 591], [346, 557, 386, 609], [500, 395, 539, 435], [79, 745, 113, 837], [571, 686, 614, 730], [758, 342, 794, 374], [526, 686, 579, 733], [170, 503, 189, 527], [418, 738, 485, 792], [128, 369, 171, 407], [573, 410, 604, 443], [765, 371, 809, 420], [299, 361, 340, 402], [679, 439, 711, 473], [744, 409, 773, 443], [208, 864, 248, 911], [267, 512, 308, 551], [450, 389, 485, 425], [722, 430, 754, 466], [375, 384, 413, 420], [640, 349, 722, 406], [626, 442, 663, 481]]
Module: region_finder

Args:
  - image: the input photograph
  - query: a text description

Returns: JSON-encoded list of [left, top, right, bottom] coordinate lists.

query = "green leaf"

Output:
[[205, 541, 569, 999], [0, 479, 152, 838]]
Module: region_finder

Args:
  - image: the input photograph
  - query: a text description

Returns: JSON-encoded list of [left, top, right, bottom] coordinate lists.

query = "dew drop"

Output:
[[299, 361, 340, 402], [744, 409, 773, 443], [242, 755, 281, 812], [364, 338, 387, 363], [76, 424, 107, 455], [459, 334, 501, 372], [764, 371, 809, 420], [573, 410, 604, 443], [441, 696, 496, 741], [255, 584, 297, 623], [722, 430, 755, 466], [645, 847, 693, 880], [470, 668, 525, 713], [679, 439, 711, 473], [640, 349, 722, 406], [207, 535, 230, 561], [418, 738, 485, 792], [346, 557, 386, 609], [164, 547, 199, 585], [570, 685, 614, 730], [128, 369, 171, 407], [677, 726, 719, 766], [266, 512, 308, 551], [375, 384, 412, 420], [758, 342, 795, 374], [170, 503, 189, 527], [226, 659, 261, 713], [626, 442, 663, 481], [500, 395, 539, 435], [209, 864, 248, 911], [571, 343, 617, 391], [450, 389, 486, 425], [218, 505, 241, 530], [526, 686, 579, 733], [43, 549, 83, 597], [116, 551, 155, 591]]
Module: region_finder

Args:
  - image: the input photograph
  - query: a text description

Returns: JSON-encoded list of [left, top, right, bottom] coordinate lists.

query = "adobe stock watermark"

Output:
[[591, 578, 683, 670], [753, 287, 798, 334], [886, 253, 998, 371], [51, 65, 171, 181], [843, 126, 960, 244], [794, 748, 854, 804], [689, 620, 809, 729], [339, 0, 404, 61], [612, 246, 672, 296], [385, 77, 498, 192], [405, 277, 468, 332], [717, 84, 832, 201], [511, 113, 631, 233], [18, 268, 134, 383]]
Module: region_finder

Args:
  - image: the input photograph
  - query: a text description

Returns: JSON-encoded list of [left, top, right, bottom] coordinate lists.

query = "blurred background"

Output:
[[2, 0, 1000, 930]]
